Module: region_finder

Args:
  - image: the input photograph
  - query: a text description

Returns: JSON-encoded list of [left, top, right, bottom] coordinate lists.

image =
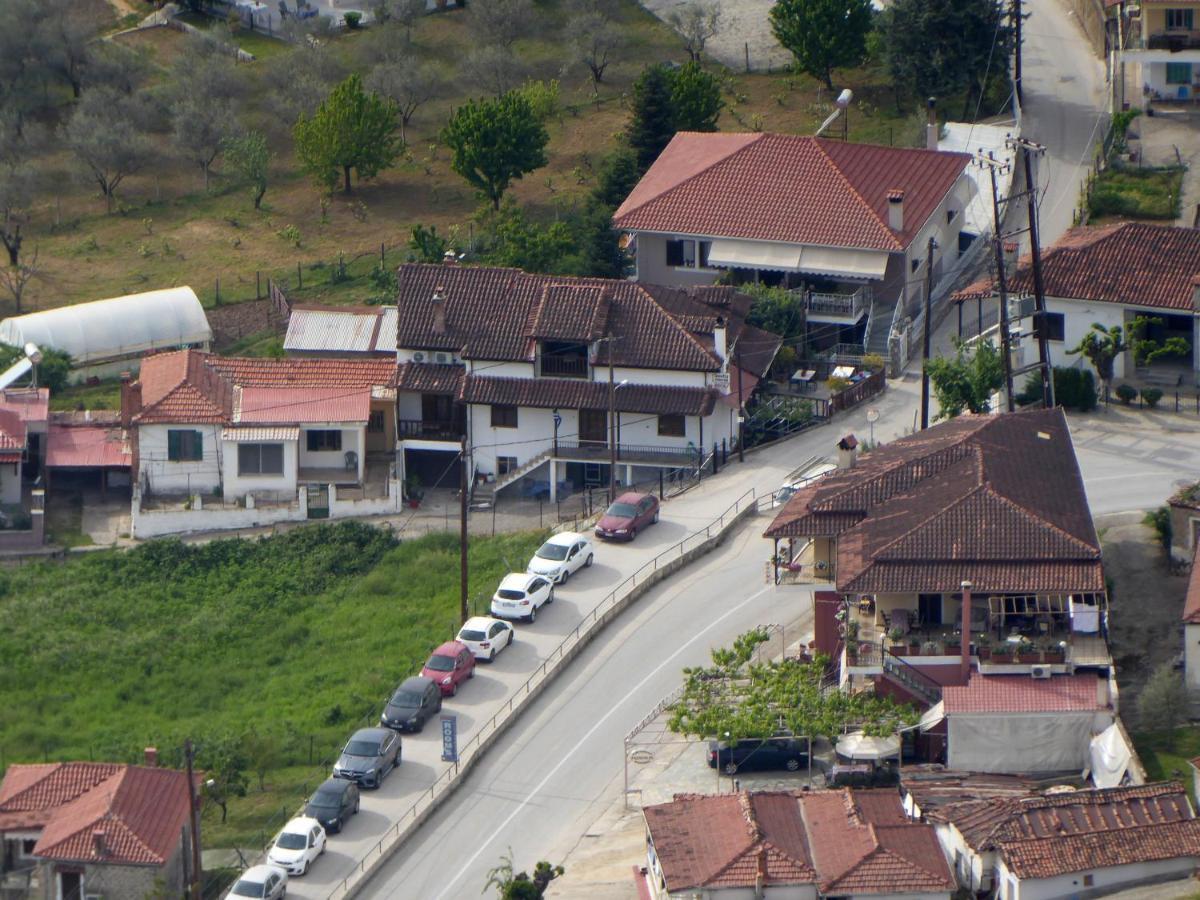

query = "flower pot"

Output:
[[977, 648, 991, 661], [1044, 650, 1065, 664], [945, 644, 961, 656], [407, 499, 422, 509]]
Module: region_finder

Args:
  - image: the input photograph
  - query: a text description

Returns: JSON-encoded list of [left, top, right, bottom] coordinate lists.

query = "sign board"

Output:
[[440, 715, 458, 763], [866, 407, 879, 423], [714, 372, 731, 393], [553, 411, 562, 429]]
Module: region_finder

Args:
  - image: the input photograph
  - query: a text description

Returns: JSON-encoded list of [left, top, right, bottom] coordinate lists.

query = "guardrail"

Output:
[[325, 486, 760, 899]]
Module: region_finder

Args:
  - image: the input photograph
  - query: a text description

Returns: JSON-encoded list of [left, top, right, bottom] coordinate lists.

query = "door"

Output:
[[579, 409, 607, 445], [307, 483, 329, 519], [918, 593, 942, 626], [59, 871, 83, 900]]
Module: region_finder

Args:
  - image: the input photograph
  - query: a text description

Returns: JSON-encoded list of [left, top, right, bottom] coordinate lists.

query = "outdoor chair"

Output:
[[343, 450, 358, 472]]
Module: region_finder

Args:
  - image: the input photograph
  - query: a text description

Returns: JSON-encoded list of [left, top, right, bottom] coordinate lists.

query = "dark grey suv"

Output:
[[380, 676, 443, 732], [706, 736, 809, 774], [333, 727, 401, 788], [304, 777, 360, 834]]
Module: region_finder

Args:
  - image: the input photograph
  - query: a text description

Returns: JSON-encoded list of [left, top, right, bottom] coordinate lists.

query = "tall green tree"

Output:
[[591, 146, 640, 208], [671, 61, 723, 132], [628, 64, 677, 172], [293, 74, 402, 195], [1067, 322, 1128, 401], [770, 0, 872, 89], [1139, 662, 1187, 748], [925, 339, 1004, 419], [223, 132, 272, 210], [441, 90, 549, 210]]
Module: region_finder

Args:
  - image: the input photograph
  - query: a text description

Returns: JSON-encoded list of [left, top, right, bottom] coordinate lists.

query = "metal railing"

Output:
[[880, 644, 943, 706], [397, 419, 464, 440], [324, 486, 759, 899], [1146, 31, 1200, 50], [537, 355, 589, 378], [553, 441, 702, 466], [804, 286, 871, 319]]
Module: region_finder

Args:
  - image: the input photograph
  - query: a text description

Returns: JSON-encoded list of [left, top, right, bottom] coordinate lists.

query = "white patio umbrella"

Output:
[[836, 731, 901, 761]]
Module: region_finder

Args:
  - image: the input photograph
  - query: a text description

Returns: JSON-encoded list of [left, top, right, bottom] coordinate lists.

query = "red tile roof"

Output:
[[764, 408, 1104, 593], [46, 424, 132, 469], [236, 387, 372, 424], [0, 763, 123, 831], [613, 133, 971, 252], [999, 819, 1200, 878], [644, 790, 954, 895], [953, 223, 1200, 311], [459, 374, 719, 416], [1186, 541, 1200, 624], [940, 672, 1105, 715], [394, 362, 466, 394]]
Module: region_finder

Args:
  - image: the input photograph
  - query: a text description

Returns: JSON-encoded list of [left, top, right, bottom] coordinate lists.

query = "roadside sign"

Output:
[[553, 411, 562, 429], [714, 372, 731, 392], [440, 715, 458, 763]]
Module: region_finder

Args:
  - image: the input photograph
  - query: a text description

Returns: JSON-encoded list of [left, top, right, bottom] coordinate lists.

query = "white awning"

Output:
[[707, 239, 802, 272], [222, 427, 300, 442], [798, 246, 889, 280], [836, 731, 901, 760], [918, 700, 945, 732]]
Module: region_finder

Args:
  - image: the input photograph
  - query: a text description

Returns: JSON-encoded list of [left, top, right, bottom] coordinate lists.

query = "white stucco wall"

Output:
[[467, 360, 535, 378], [0, 462, 21, 505], [221, 439, 298, 502], [935, 822, 994, 894], [299, 425, 364, 477], [1186, 622, 1200, 692], [610, 366, 710, 387], [138, 424, 223, 495], [632, 233, 723, 287], [1015, 296, 1126, 376], [997, 854, 1199, 900]]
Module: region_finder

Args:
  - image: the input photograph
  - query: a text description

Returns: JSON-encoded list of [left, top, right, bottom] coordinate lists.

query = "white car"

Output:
[[491, 572, 554, 622], [775, 463, 838, 504], [267, 816, 326, 876], [229, 864, 288, 899], [527, 532, 594, 584], [457, 616, 515, 661]]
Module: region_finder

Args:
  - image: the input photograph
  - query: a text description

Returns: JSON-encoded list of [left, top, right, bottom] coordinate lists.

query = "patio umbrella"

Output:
[[836, 731, 901, 761]]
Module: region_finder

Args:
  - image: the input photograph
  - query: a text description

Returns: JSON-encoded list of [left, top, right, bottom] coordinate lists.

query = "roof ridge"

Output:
[[638, 284, 722, 368], [978, 483, 1101, 558], [866, 461, 986, 559], [812, 138, 902, 252]]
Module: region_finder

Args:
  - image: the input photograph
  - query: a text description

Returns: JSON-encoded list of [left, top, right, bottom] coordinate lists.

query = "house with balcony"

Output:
[[613, 132, 974, 360], [765, 408, 1115, 774], [1116, 0, 1200, 99], [124, 350, 401, 537], [394, 264, 781, 501]]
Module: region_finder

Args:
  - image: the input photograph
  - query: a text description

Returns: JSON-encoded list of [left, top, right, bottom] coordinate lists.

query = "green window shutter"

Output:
[[168, 430, 181, 461], [193, 431, 203, 460]]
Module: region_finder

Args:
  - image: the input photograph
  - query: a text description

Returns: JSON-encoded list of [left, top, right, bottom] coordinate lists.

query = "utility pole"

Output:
[[459, 435, 468, 624], [185, 740, 202, 900], [735, 340, 745, 462], [607, 333, 616, 502], [1014, 138, 1055, 408], [977, 150, 1015, 410], [1013, 0, 1024, 106], [919, 235, 937, 430]]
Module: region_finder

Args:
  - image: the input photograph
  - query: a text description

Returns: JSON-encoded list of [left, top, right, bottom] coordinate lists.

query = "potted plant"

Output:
[[908, 636, 921, 656], [975, 635, 992, 661], [990, 640, 1014, 663], [404, 473, 424, 508], [1039, 639, 1066, 664], [1015, 638, 1037, 663], [887, 627, 906, 655], [943, 632, 961, 656]]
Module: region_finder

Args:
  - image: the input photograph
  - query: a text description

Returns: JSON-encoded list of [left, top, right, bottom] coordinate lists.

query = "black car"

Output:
[[304, 777, 360, 834], [707, 737, 809, 775], [380, 676, 443, 733], [333, 727, 402, 788]]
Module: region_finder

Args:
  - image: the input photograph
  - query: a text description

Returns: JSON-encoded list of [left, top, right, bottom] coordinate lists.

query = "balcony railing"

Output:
[[553, 441, 701, 466], [798, 285, 872, 319], [538, 355, 589, 378], [398, 419, 465, 441], [1146, 31, 1200, 50]]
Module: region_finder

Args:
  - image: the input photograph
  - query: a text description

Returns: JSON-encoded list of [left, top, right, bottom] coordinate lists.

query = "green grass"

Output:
[[44, 491, 95, 549], [175, 10, 292, 60], [1088, 164, 1185, 220], [49, 379, 123, 412], [1131, 726, 1200, 801], [0, 522, 546, 847]]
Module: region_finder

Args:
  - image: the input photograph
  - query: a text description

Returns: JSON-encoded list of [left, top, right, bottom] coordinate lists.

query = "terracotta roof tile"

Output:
[[940, 672, 1105, 715], [236, 387, 372, 424], [394, 362, 464, 394], [953, 223, 1200, 311], [614, 133, 970, 252], [999, 819, 1200, 878], [459, 374, 718, 416]]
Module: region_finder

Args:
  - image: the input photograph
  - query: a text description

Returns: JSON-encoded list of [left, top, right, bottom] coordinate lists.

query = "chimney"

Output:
[[960, 581, 972, 685], [754, 847, 767, 899], [926, 97, 938, 151], [713, 316, 727, 364], [119, 372, 142, 429], [144, 746, 158, 767], [442, 249, 457, 266], [431, 286, 447, 335], [887, 190, 905, 232], [92, 829, 107, 858], [836, 433, 858, 469]]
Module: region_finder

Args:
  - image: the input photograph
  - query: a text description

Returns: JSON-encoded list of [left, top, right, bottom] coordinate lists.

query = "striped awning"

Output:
[[707, 239, 802, 272], [221, 427, 300, 442]]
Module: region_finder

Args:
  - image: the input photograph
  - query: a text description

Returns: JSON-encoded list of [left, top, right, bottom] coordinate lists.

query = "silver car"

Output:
[[229, 864, 288, 899]]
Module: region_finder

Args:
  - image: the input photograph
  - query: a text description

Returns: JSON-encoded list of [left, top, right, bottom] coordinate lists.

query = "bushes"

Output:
[[1017, 367, 1097, 411], [1142, 387, 1163, 408], [1115, 383, 1138, 404]]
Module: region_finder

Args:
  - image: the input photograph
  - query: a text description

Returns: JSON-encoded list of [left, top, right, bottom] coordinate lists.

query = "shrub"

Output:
[[343, 10, 362, 27], [861, 353, 885, 372], [1143, 506, 1172, 554], [276, 224, 301, 247], [826, 376, 851, 393], [1142, 387, 1164, 408], [1115, 383, 1137, 405]]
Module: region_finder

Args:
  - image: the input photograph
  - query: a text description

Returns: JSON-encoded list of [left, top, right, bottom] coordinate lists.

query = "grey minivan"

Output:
[[380, 676, 443, 733]]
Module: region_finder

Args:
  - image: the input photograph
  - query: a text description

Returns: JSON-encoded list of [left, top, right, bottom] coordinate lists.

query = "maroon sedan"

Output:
[[421, 641, 476, 696], [595, 492, 659, 541]]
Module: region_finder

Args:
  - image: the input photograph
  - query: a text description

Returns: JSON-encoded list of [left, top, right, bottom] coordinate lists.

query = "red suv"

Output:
[[421, 641, 476, 696], [595, 491, 660, 541]]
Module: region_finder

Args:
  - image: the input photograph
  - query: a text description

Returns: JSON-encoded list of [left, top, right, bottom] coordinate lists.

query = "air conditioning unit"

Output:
[[1030, 665, 1052, 679], [412, 351, 425, 362], [435, 352, 451, 364]]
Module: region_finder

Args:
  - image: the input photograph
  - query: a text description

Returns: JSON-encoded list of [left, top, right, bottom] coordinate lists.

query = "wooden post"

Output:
[[297, 262, 303, 289], [255, 270, 261, 300], [215, 277, 220, 306]]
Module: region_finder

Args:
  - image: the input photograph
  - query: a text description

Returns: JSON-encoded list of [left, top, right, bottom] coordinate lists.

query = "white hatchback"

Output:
[[267, 816, 326, 876], [527, 532, 594, 584], [491, 573, 554, 623], [457, 616, 515, 661]]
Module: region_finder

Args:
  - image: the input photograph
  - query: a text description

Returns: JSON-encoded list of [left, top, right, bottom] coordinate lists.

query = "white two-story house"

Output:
[[613, 132, 974, 361], [394, 264, 781, 501]]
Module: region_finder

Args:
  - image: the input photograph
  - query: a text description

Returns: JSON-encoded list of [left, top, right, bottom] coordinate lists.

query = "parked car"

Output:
[[707, 737, 809, 775], [267, 816, 326, 876], [304, 778, 359, 834], [490, 572, 554, 623], [421, 640, 477, 695], [333, 727, 401, 788], [229, 864, 288, 899], [774, 463, 838, 504], [595, 492, 659, 541], [527, 532, 594, 584], [380, 675, 442, 732], [457, 616, 515, 661]]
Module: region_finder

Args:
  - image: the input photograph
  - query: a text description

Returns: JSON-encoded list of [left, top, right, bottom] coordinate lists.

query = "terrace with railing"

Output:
[[398, 418, 466, 441], [799, 285, 873, 320]]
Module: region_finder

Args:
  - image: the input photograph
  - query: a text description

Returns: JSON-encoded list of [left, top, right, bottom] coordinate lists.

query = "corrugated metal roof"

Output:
[[235, 387, 371, 424], [283, 307, 395, 354], [221, 426, 301, 442], [376, 307, 397, 352], [46, 425, 131, 468]]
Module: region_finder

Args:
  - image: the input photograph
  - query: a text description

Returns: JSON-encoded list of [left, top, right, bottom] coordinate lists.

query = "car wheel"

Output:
[[488, 647, 496, 662], [653, 511, 659, 524], [786, 759, 801, 772], [437, 698, 443, 712], [547, 588, 555, 604], [560, 568, 569, 585], [629, 528, 637, 540], [724, 762, 738, 775], [528, 605, 537, 623], [300, 860, 309, 877], [451, 682, 458, 697], [468, 666, 475, 678], [585, 554, 593, 567], [353, 797, 360, 814]]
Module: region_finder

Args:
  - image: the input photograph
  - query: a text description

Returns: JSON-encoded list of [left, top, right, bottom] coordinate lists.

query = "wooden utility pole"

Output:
[[607, 333, 616, 502], [919, 235, 937, 430], [185, 740, 202, 900], [459, 435, 468, 624], [1014, 138, 1055, 408], [1013, 0, 1024, 106], [978, 151, 1015, 410], [735, 340, 745, 462]]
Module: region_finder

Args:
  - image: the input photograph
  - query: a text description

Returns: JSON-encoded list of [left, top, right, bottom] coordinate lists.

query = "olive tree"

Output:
[[61, 88, 153, 212]]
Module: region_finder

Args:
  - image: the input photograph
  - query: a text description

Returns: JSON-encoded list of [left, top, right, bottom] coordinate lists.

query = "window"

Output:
[[167, 429, 203, 462], [946, 208, 957, 224], [491, 405, 518, 428], [306, 430, 342, 452], [1166, 8, 1194, 29], [698, 240, 712, 268], [368, 410, 385, 433], [1082, 874, 1094, 886], [497, 456, 518, 475], [238, 443, 284, 476], [911, 258, 920, 273], [657, 414, 686, 437], [1037, 311, 1066, 342], [1167, 62, 1193, 84], [666, 238, 697, 268]]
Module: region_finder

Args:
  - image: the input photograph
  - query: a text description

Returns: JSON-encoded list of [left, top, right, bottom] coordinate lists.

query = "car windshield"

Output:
[[276, 832, 307, 850], [496, 589, 525, 600], [308, 798, 337, 812], [535, 541, 569, 561], [425, 655, 455, 672], [459, 628, 486, 641], [344, 740, 379, 756], [230, 880, 265, 898], [606, 503, 637, 517], [391, 690, 423, 705]]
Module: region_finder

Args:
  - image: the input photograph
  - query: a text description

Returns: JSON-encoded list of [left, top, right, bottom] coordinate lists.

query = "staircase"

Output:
[[472, 451, 552, 504], [881, 649, 943, 706], [864, 294, 900, 357]]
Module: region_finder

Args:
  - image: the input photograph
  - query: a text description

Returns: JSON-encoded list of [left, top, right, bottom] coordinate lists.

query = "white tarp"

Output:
[[947, 712, 1110, 774], [1089, 722, 1132, 788], [918, 700, 945, 732], [837, 731, 901, 760], [707, 239, 802, 272], [798, 246, 888, 280]]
